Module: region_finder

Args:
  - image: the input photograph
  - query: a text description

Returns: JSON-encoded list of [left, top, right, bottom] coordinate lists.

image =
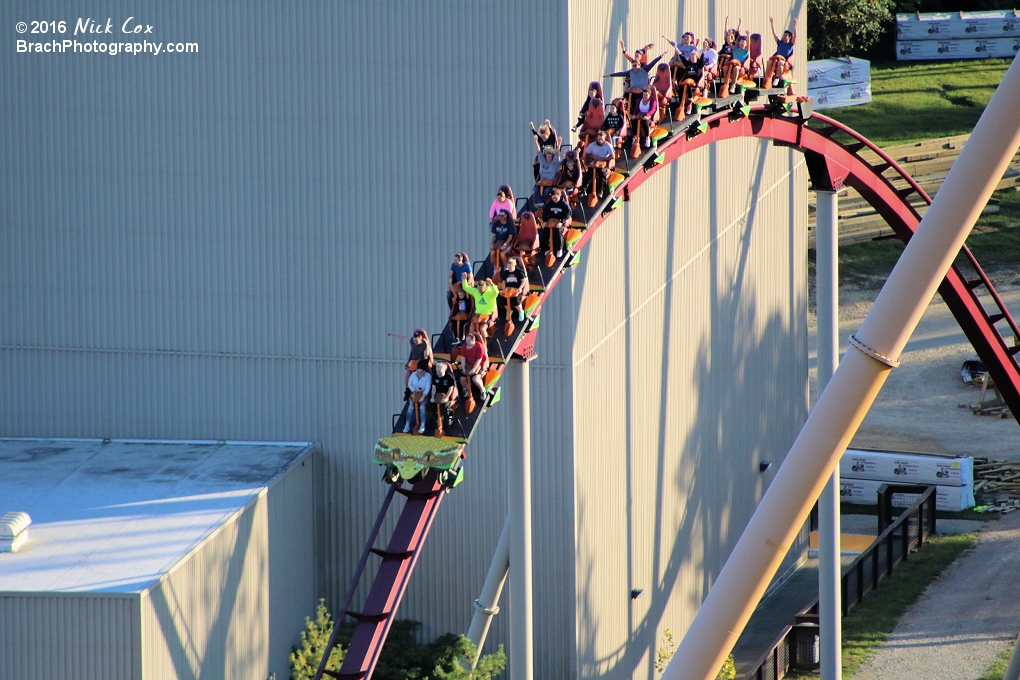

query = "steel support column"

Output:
[[815, 189, 842, 680], [506, 358, 533, 680], [466, 517, 511, 668]]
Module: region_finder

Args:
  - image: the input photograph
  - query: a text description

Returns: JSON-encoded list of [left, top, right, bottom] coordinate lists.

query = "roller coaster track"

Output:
[[315, 97, 1020, 680]]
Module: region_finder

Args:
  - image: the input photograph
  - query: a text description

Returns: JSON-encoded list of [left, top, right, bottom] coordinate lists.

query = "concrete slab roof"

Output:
[[0, 438, 313, 593]]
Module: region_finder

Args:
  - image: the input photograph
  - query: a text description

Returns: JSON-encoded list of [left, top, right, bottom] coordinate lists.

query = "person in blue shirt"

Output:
[[722, 34, 750, 94], [447, 252, 472, 309], [765, 16, 798, 87]]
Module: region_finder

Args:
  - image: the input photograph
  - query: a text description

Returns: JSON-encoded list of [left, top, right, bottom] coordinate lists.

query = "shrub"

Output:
[[655, 628, 734, 679], [290, 600, 346, 680], [290, 602, 506, 680]]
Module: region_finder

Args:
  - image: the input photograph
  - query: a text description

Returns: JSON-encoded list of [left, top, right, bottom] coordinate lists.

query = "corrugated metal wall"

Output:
[[0, 592, 140, 680], [0, 0, 570, 666], [3, 1, 809, 677], [140, 492, 269, 680], [267, 449, 318, 679], [566, 2, 808, 678]]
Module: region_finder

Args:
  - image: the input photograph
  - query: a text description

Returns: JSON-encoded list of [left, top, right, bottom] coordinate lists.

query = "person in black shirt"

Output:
[[430, 361, 458, 436], [497, 256, 529, 325], [602, 102, 626, 145], [489, 209, 517, 271], [542, 188, 572, 260], [555, 150, 582, 194]]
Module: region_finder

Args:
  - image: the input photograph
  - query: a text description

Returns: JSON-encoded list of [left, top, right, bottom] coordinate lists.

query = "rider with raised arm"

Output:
[[462, 274, 498, 340], [620, 39, 655, 65], [717, 19, 740, 76], [723, 34, 750, 94], [765, 16, 798, 88], [664, 32, 698, 61], [530, 120, 560, 180], [605, 52, 666, 114]]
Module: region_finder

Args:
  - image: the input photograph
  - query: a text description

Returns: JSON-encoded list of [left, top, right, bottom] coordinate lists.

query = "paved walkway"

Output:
[[853, 512, 1020, 680], [730, 513, 997, 678]]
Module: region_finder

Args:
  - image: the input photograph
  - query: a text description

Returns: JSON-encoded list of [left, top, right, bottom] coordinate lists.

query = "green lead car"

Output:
[[375, 434, 466, 484]]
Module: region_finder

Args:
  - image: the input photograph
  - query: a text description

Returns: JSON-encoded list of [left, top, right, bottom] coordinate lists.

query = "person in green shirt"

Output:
[[462, 273, 498, 340]]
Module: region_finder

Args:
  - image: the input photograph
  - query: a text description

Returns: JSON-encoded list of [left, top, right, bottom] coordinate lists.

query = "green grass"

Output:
[[976, 642, 1014, 680], [819, 59, 1013, 147], [832, 187, 1020, 286], [841, 533, 977, 677]]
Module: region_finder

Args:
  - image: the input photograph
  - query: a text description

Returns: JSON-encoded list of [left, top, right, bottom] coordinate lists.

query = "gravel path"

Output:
[[851, 512, 1020, 680]]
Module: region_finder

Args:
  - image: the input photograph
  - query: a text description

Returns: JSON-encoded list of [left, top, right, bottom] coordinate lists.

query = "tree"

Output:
[[807, 0, 895, 59], [290, 600, 346, 680]]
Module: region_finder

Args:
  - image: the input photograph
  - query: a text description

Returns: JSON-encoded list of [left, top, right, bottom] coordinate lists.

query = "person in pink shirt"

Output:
[[489, 185, 517, 220]]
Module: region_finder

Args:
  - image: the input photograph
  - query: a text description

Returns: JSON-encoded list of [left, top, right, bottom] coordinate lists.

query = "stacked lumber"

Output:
[[807, 134, 1020, 248], [972, 458, 1020, 512]]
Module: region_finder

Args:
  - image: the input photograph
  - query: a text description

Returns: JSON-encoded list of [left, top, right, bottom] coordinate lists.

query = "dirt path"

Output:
[[850, 511, 1020, 680]]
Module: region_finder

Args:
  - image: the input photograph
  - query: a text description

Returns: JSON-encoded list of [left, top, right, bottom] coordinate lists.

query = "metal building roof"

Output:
[[0, 438, 312, 593]]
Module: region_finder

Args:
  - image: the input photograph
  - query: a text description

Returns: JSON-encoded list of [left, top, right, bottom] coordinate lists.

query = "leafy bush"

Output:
[[290, 600, 506, 680]]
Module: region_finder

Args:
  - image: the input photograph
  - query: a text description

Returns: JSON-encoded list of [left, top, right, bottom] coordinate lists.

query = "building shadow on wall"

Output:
[[575, 138, 805, 678], [147, 499, 262, 680]]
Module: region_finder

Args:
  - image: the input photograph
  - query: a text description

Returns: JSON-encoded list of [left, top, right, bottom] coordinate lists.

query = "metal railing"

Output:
[[743, 485, 937, 679], [743, 625, 793, 680], [843, 484, 937, 616]]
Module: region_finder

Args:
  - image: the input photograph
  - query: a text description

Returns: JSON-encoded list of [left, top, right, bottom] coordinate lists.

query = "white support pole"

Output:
[[663, 55, 1020, 680], [466, 517, 511, 668], [506, 359, 534, 680], [815, 189, 842, 680]]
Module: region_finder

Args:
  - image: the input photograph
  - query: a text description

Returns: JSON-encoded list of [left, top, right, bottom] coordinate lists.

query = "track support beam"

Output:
[[664, 54, 1020, 680]]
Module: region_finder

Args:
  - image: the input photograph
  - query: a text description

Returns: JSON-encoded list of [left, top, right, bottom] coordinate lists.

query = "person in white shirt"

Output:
[[583, 130, 616, 203], [402, 359, 433, 434], [702, 38, 719, 82]]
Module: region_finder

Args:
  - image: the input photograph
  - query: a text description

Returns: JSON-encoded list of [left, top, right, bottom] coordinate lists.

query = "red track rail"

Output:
[[318, 104, 1020, 680]]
